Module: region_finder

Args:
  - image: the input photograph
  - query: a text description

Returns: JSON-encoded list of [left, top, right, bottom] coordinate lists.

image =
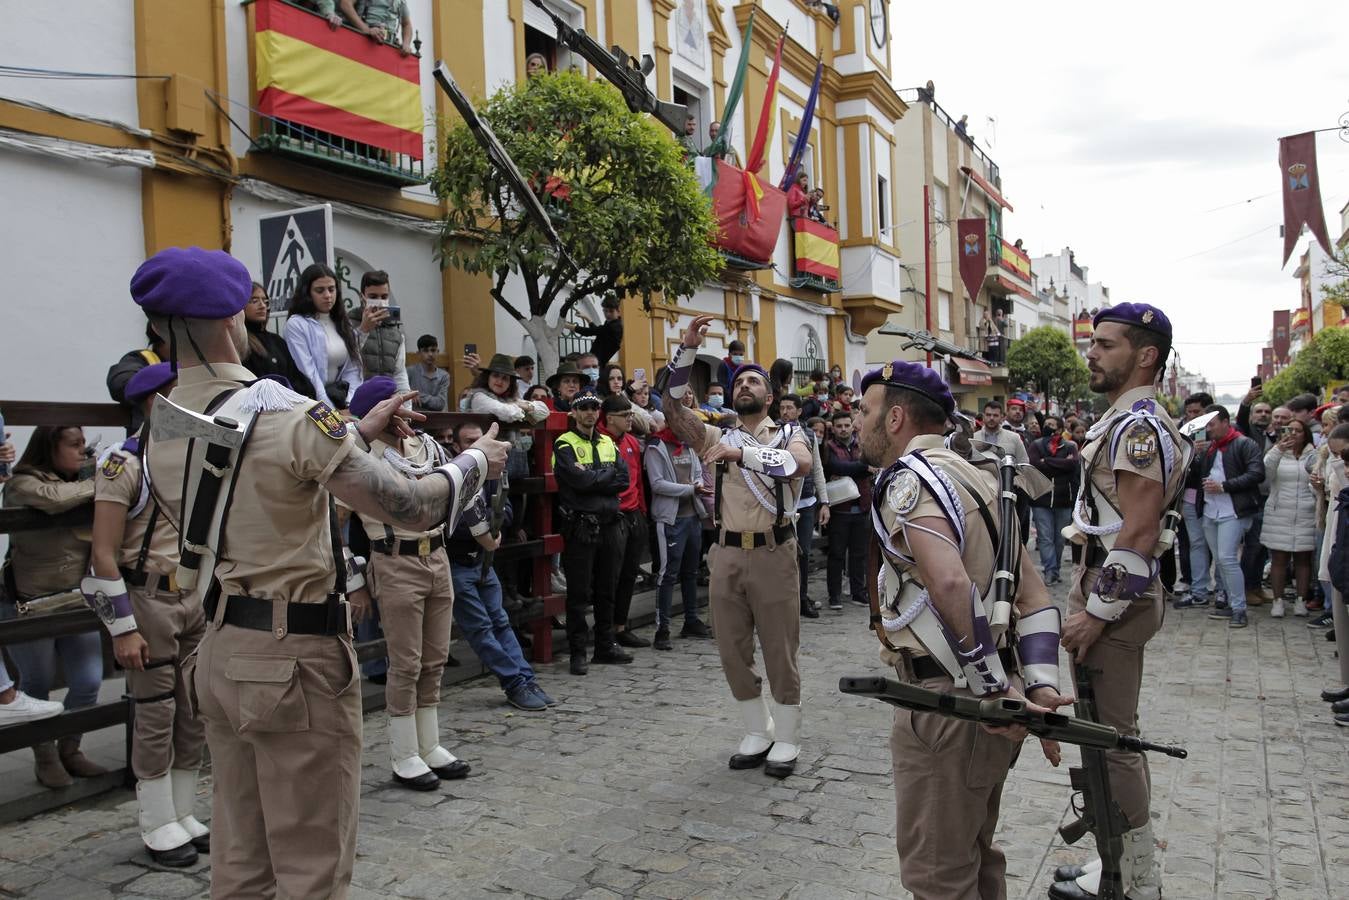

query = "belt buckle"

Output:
[[740, 531, 754, 550], [166, 572, 179, 592], [418, 535, 431, 556]]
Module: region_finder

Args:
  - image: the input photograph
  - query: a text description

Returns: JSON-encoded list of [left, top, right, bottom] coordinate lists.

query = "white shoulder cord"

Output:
[[382, 434, 439, 477], [721, 428, 789, 515]]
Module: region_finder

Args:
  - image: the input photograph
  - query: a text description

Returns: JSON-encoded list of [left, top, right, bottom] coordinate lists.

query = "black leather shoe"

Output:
[[189, 832, 210, 854], [592, 644, 634, 664], [1047, 878, 1093, 900], [728, 745, 772, 770], [800, 605, 820, 619], [431, 760, 471, 780], [764, 757, 796, 779], [1052, 864, 1089, 882], [1332, 698, 1349, 714], [615, 630, 650, 648], [1322, 685, 1349, 702], [394, 770, 441, 791], [1336, 713, 1349, 727], [147, 841, 198, 868], [681, 620, 713, 638], [653, 629, 672, 651], [569, 653, 588, 676]]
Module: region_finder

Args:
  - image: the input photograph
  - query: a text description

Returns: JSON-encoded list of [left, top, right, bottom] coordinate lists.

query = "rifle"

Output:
[[528, 0, 689, 135], [480, 468, 510, 579], [839, 674, 1185, 900]]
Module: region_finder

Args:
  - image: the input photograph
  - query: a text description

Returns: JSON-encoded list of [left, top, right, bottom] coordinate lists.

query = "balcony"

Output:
[[249, 0, 427, 187], [789, 216, 841, 293], [895, 87, 1001, 188]]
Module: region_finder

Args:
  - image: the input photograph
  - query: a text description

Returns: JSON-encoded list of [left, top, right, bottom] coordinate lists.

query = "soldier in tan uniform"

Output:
[[1051, 303, 1187, 900], [132, 247, 508, 900], [346, 376, 471, 791], [854, 359, 1070, 900], [84, 362, 209, 867], [663, 315, 812, 778]]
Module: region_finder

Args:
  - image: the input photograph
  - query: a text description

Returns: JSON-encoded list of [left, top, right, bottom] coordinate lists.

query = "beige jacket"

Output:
[[2, 469, 94, 598]]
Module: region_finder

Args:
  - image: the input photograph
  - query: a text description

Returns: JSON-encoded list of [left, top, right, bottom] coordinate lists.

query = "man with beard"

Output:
[[854, 359, 1067, 900], [662, 315, 811, 777], [1052, 303, 1187, 900]]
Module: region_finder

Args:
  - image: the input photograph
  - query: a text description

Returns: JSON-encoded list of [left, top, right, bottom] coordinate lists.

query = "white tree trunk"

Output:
[[522, 315, 564, 382]]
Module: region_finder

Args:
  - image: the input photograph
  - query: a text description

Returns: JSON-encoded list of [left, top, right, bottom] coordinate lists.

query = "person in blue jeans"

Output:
[[778, 395, 829, 617], [446, 422, 555, 711], [644, 419, 714, 650], [1193, 405, 1265, 628], [1027, 415, 1079, 584], [1175, 392, 1216, 607]]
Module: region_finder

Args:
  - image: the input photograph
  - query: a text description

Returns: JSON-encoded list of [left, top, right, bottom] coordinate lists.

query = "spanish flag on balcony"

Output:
[[254, 0, 424, 158], [793, 218, 839, 283]]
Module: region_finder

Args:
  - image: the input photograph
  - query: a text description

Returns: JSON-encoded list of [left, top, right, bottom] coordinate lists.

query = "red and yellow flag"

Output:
[[254, 0, 423, 158], [793, 218, 840, 282], [741, 34, 784, 221]]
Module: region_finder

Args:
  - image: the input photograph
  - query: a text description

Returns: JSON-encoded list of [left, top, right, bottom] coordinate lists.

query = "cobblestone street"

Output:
[[1, 574, 1347, 899]]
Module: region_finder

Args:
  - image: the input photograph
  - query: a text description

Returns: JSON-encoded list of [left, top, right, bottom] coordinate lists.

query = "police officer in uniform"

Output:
[[1052, 303, 1187, 900], [662, 315, 811, 778], [854, 359, 1069, 900], [84, 362, 209, 867], [553, 387, 632, 675], [346, 376, 472, 791], [134, 247, 508, 899]]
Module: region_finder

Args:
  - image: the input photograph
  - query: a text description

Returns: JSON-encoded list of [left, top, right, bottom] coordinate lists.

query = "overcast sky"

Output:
[[892, 1, 1349, 397]]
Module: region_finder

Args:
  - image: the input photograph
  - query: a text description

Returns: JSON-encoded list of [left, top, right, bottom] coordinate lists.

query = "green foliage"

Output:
[[1006, 326, 1092, 408], [1321, 247, 1349, 309], [1260, 326, 1349, 406], [432, 71, 721, 319]]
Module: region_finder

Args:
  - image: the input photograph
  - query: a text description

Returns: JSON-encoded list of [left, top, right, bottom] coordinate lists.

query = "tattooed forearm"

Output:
[[326, 450, 449, 532], [662, 390, 709, 451]]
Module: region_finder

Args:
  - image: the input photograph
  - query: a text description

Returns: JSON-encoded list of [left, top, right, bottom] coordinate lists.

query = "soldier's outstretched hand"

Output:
[[470, 422, 511, 478], [357, 391, 426, 442], [682, 314, 714, 349]]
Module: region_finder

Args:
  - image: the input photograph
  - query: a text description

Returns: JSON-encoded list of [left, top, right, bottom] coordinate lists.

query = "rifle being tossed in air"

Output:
[[840, 675, 1185, 900], [527, 0, 689, 135]]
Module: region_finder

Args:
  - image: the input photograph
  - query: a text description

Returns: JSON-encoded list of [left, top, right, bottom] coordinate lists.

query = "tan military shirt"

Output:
[[147, 363, 356, 604], [879, 434, 1001, 655], [354, 435, 440, 542], [695, 417, 805, 534], [95, 449, 178, 577], [1080, 385, 1186, 526]]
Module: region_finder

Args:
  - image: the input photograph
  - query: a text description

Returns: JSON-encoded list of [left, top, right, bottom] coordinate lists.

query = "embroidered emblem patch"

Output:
[[888, 469, 921, 514], [458, 462, 483, 508], [100, 455, 125, 479], [306, 402, 348, 440], [1123, 422, 1158, 469]]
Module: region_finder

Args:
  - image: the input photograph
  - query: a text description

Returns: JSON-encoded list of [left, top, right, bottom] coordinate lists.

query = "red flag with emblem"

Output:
[[957, 218, 988, 302], [1279, 132, 1333, 266]]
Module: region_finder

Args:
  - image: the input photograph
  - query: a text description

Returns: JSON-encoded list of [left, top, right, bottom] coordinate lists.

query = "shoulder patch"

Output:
[[1123, 421, 1158, 469], [306, 402, 349, 440], [100, 454, 126, 479], [888, 469, 922, 514]]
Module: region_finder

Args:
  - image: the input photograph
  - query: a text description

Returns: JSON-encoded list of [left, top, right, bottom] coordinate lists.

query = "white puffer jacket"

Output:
[[1261, 445, 1319, 552]]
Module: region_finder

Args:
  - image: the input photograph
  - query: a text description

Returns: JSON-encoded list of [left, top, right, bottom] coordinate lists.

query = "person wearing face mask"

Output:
[[575, 352, 603, 391], [717, 340, 747, 389], [284, 263, 362, 409], [701, 383, 727, 416], [802, 383, 832, 420], [242, 281, 315, 398], [349, 270, 410, 396]]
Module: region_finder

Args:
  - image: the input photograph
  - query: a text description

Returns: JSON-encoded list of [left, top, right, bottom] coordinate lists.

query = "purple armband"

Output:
[[80, 575, 137, 637], [1085, 548, 1157, 622], [664, 345, 696, 399], [1016, 606, 1062, 693], [934, 584, 1009, 696], [432, 449, 487, 531]]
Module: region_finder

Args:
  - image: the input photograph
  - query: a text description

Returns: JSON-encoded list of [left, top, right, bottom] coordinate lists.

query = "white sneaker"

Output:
[[1294, 599, 1309, 617], [0, 691, 64, 725], [550, 571, 567, 594], [1174, 579, 1190, 593], [1271, 599, 1285, 618]]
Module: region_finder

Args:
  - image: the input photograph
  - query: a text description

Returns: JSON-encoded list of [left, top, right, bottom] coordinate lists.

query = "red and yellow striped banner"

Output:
[[255, 0, 423, 158], [793, 217, 840, 282]]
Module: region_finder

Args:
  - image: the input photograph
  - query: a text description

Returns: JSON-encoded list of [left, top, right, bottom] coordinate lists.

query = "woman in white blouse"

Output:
[[283, 263, 362, 409]]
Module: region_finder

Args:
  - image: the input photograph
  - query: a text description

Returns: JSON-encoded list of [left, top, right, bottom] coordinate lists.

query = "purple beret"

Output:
[[729, 363, 773, 392], [125, 362, 177, 403], [859, 360, 956, 418], [1092, 302, 1171, 340], [349, 376, 398, 418], [131, 247, 252, 319]]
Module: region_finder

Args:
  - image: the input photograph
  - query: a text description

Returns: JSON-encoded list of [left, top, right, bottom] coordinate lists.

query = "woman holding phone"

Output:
[[283, 263, 362, 409], [1262, 418, 1319, 617]]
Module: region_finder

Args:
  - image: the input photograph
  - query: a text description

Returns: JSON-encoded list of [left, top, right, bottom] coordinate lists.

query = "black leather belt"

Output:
[[909, 647, 1019, 681], [204, 590, 347, 636], [719, 524, 795, 549], [1084, 543, 1109, 569], [370, 534, 444, 557], [120, 568, 178, 591]]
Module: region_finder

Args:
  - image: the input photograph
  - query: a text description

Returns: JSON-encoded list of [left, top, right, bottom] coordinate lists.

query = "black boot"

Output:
[[569, 652, 589, 676], [800, 603, 819, 619], [592, 643, 634, 664], [653, 628, 672, 651]]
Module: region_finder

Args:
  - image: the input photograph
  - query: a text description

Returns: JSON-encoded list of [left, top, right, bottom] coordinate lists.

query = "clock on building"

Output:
[[869, 0, 888, 49]]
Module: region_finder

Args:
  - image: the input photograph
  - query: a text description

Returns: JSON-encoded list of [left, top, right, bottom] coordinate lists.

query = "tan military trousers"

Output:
[[890, 671, 1020, 900], [1068, 564, 1164, 829], [369, 548, 454, 717], [707, 535, 800, 704], [188, 615, 361, 900], [126, 584, 206, 780]]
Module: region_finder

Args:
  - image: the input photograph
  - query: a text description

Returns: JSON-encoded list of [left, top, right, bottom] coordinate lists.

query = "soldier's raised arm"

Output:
[[661, 314, 719, 454]]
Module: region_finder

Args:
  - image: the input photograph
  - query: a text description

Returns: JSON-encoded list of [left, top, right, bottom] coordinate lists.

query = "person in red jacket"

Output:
[[600, 393, 651, 648]]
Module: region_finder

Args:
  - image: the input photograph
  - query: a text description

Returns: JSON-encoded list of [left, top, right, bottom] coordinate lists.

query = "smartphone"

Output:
[[384, 305, 401, 322], [1280, 426, 1293, 439], [464, 343, 477, 356], [1251, 376, 1262, 388], [633, 368, 646, 384]]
